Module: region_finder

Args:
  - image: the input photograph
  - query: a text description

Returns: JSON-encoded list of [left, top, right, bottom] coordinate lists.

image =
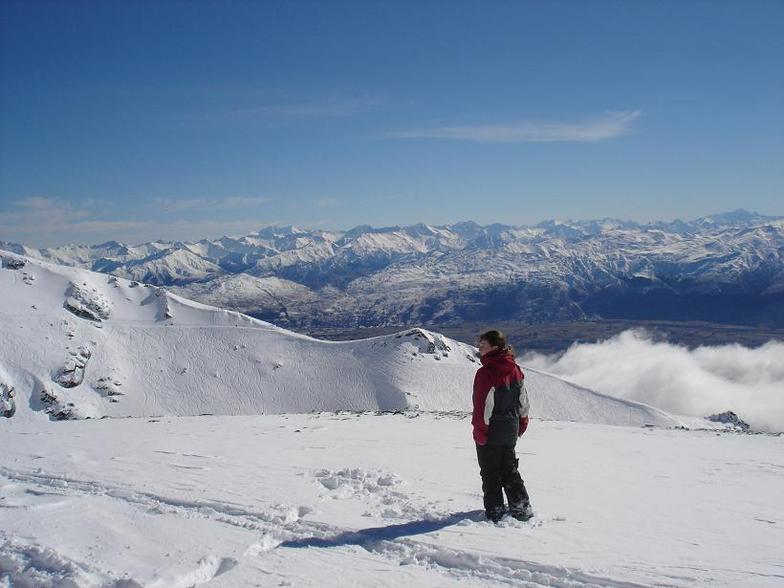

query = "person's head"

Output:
[[478, 330, 514, 357]]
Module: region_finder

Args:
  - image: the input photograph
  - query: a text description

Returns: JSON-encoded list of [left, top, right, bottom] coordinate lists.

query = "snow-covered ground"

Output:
[[3, 251, 780, 587], [1, 414, 782, 587]]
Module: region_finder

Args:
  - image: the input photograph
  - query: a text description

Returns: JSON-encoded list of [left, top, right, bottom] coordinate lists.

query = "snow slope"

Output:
[[1, 414, 781, 587], [0, 251, 706, 428]]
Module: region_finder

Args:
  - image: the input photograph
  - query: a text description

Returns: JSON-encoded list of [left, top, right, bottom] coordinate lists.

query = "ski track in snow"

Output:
[[0, 466, 645, 588]]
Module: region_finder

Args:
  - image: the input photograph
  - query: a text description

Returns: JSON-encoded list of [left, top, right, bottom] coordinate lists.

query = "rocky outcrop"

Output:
[[94, 376, 124, 402], [1, 256, 25, 270], [397, 328, 477, 362], [55, 346, 91, 388], [63, 282, 112, 321], [156, 287, 174, 320], [39, 387, 78, 420], [707, 411, 751, 432], [1, 382, 15, 418]]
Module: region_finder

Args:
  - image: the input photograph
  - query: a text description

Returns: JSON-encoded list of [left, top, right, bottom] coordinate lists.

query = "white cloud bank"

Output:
[[521, 329, 784, 432], [391, 110, 640, 143]]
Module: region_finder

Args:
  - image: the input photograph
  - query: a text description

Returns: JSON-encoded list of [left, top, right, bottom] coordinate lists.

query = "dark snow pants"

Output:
[[476, 443, 530, 515]]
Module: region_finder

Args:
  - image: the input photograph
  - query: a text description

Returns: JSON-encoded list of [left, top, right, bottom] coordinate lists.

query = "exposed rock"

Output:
[[1, 256, 25, 270], [1, 382, 15, 418], [156, 287, 174, 319], [40, 388, 58, 406], [707, 411, 751, 432], [39, 387, 77, 420], [55, 346, 91, 388], [63, 282, 111, 321], [94, 376, 124, 397], [404, 328, 452, 357]]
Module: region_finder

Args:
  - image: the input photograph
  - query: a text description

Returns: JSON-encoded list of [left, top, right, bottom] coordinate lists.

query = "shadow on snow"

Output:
[[279, 510, 486, 549]]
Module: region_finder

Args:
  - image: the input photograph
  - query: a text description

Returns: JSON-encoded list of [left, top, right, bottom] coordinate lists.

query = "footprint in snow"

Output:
[[313, 468, 436, 520]]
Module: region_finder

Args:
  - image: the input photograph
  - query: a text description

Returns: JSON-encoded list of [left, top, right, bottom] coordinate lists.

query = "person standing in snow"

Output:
[[472, 330, 532, 522]]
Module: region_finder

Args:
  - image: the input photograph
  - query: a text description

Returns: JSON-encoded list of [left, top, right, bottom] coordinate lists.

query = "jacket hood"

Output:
[[479, 349, 522, 378]]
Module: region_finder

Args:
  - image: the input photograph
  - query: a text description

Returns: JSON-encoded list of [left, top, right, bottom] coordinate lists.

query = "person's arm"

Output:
[[518, 374, 530, 436], [471, 370, 492, 445]]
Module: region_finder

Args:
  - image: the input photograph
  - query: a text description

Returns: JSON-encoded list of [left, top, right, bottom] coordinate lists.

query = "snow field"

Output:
[[1, 414, 782, 587]]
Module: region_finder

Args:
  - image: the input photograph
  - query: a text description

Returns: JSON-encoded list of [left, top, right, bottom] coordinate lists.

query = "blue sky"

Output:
[[1, 0, 782, 246]]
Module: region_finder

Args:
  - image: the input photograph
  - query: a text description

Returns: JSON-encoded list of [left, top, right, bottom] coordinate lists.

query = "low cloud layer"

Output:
[[521, 330, 784, 432]]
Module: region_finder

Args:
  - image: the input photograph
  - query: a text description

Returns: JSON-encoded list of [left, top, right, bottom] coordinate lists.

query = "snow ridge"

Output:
[[0, 251, 706, 428]]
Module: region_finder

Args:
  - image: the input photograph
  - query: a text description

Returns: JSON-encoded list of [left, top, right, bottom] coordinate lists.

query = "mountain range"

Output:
[[2, 208, 783, 329]]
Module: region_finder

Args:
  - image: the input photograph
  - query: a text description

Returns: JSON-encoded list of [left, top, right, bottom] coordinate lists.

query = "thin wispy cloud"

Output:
[[12, 196, 63, 210], [1, 199, 149, 246], [310, 197, 340, 208], [228, 96, 378, 119], [222, 196, 270, 207], [152, 196, 269, 212], [0, 196, 274, 247], [7, 197, 91, 223], [0, 213, 267, 248], [390, 110, 641, 143]]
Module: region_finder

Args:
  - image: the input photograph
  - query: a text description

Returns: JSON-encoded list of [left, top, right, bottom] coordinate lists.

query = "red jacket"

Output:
[[472, 350, 530, 446]]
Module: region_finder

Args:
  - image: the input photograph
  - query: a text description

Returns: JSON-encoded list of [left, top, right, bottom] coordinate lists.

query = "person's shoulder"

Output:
[[474, 364, 492, 384]]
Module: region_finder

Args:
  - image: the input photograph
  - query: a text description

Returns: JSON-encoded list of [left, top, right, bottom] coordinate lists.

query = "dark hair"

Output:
[[479, 330, 515, 357]]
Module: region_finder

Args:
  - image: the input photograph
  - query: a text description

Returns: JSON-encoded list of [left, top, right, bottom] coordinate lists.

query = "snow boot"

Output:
[[486, 506, 506, 523], [509, 502, 533, 522]]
